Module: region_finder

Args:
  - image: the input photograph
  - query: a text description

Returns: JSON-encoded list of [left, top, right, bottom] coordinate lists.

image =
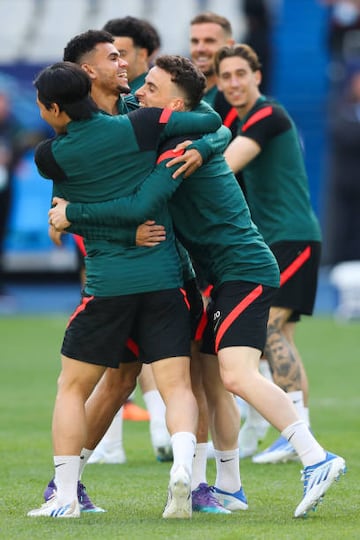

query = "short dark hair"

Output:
[[155, 55, 206, 110], [34, 62, 98, 120], [63, 29, 114, 64], [103, 16, 161, 57], [215, 43, 262, 75], [190, 12, 232, 38]]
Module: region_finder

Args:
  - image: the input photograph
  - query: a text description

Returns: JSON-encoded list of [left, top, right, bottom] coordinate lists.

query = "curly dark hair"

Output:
[[155, 55, 206, 110], [103, 16, 161, 57]]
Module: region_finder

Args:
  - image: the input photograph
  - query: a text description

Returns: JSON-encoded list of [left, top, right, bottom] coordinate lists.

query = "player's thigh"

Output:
[[137, 288, 191, 363]]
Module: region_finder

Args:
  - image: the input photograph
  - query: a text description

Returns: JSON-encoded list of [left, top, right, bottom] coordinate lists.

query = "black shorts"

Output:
[[200, 281, 277, 355], [271, 241, 321, 319], [183, 278, 204, 340], [61, 288, 191, 368]]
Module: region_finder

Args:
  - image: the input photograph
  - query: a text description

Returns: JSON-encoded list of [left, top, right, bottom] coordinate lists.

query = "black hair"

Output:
[[103, 16, 161, 57], [63, 29, 114, 63], [34, 61, 98, 120]]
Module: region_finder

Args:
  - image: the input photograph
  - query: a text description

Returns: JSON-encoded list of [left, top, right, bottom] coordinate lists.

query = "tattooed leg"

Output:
[[264, 306, 302, 393]]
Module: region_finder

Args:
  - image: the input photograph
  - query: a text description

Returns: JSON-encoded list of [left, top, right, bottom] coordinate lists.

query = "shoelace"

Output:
[[208, 486, 226, 506]]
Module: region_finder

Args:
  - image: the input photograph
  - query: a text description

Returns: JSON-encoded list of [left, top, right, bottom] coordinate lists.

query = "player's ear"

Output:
[[254, 70, 262, 87], [51, 102, 61, 116], [81, 63, 95, 80], [171, 97, 185, 112]]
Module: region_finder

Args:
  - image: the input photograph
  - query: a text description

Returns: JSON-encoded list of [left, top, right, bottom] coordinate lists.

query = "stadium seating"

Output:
[[0, 0, 34, 63], [22, 0, 90, 63], [0, 0, 245, 63]]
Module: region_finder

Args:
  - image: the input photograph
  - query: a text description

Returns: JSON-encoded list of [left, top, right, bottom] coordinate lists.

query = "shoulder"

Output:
[[127, 107, 171, 124], [126, 108, 173, 151], [242, 98, 291, 138], [34, 137, 67, 183]]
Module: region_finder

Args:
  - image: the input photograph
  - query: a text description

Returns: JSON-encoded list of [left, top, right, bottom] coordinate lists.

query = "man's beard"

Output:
[[118, 83, 131, 94], [202, 65, 215, 78]]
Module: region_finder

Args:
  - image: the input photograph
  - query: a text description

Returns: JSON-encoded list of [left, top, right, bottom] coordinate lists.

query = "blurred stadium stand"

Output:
[[0, 0, 332, 275], [0, 0, 247, 63], [0, 0, 247, 274]]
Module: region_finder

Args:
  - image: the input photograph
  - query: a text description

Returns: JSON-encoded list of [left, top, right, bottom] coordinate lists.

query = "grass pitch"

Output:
[[0, 315, 359, 539]]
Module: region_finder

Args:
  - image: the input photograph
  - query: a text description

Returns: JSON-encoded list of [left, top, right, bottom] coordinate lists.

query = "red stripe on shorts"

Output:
[[215, 284, 263, 353], [180, 287, 190, 310], [280, 246, 311, 286], [202, 284, 213, 298], [126, 338, 139, 358], [194, 308, 208, 342], [66, 295, 94, 328]]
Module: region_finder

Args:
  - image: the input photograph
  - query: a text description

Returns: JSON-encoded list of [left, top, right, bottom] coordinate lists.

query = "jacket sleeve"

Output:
[[66, 159, 183, 227]]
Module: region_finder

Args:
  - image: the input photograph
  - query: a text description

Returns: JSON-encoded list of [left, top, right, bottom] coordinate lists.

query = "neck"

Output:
[[131, 67, 147, 82], [236, 94, 260, 120], [91, 87, 119, 116], [206, 74, 217, 93]]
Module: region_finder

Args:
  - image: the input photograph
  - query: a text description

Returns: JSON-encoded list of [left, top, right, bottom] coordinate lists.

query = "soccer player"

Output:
[[214, 43, 324, 464], [186, 12, 273, 458], [59, 29, 206, 467], [103, 16, 161, 93], [98, 17, 171, 460], [189, 12, 237, 136], [48, 55, 346, 519], [27, 61, 222, 519]]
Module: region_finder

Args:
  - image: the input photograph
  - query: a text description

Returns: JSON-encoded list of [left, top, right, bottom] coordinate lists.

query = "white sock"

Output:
[[170, 432, 196, 476], [79, 448, 93, 479], [94, 407, 124, 454], [191, 442, 208, 490], [304, 407, 310, 427], [288, 390, 307, 422], [281, 421, 326, 467], [214, 448, 241, 493], [54, 455, 80, 505], [143, 389, 166, 418], [143, 390, 170, 448]]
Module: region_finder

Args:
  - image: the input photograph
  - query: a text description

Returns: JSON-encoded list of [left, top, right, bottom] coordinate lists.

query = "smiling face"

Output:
[[135, 65, 185, 110], [190, 22, 233, 80], [217, 55, 261, 117], [112, 36, 148, 83], [81, 41, 130, 95]]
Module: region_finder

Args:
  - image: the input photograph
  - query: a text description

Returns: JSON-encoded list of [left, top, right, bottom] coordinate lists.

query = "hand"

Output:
[[48, 197, 71, 230], [136, 220, 166, 247], [48, 225, 64, 246], [166, 141, 203, 179]]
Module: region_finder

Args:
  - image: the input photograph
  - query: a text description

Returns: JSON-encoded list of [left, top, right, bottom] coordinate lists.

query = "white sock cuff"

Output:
[[288, 390, 304, 403], [214, 447, 239, 460], [281, 420, 306, 441], [171, 431, 196, 445], [54, 455, 79, 465]]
